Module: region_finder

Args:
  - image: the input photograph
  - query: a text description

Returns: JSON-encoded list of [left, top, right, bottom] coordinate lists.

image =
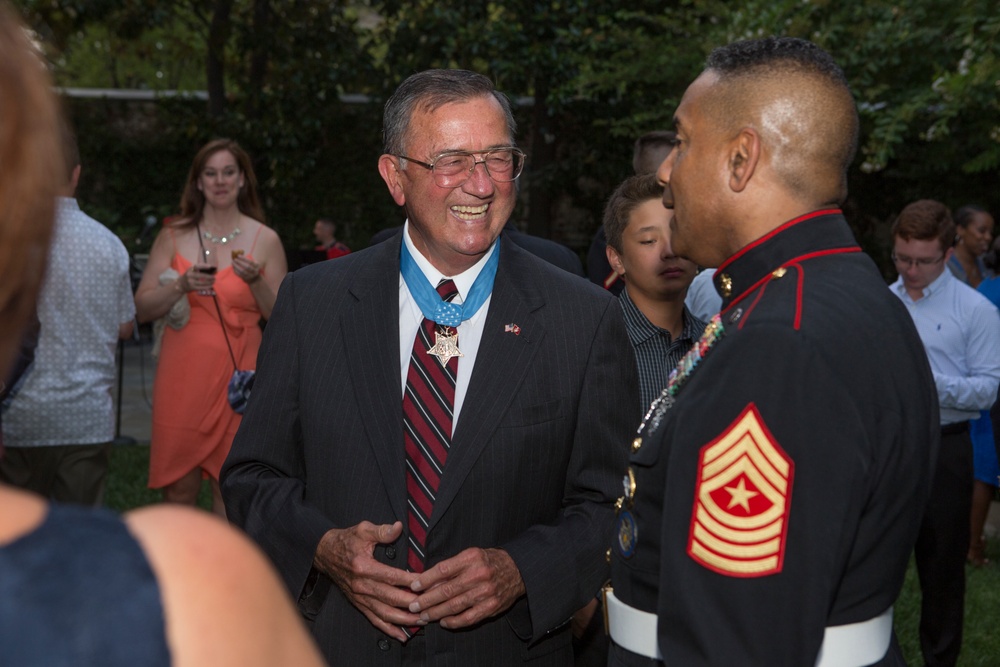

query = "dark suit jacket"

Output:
[[586, 227, 623, 296], [222, 234, 639, 666]]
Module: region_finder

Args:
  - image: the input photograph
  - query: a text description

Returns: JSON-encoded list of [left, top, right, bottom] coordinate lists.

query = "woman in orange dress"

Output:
[[135, 139, 287, 515]]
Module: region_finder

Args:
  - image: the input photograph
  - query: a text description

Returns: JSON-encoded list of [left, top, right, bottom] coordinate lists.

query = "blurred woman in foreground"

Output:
[[0, 5, 321, 664]]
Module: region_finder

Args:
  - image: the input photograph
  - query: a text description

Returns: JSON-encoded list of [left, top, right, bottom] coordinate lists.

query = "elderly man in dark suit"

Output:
[[222, 69, 638, 665]]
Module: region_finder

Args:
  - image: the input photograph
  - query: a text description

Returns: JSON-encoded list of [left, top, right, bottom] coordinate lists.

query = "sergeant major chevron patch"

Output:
[[687, 403, 793, 577]]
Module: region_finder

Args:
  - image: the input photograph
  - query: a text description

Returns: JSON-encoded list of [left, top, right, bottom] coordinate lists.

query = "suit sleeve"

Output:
[[221, 273, 336, 599], [501, 296, 638, 640]]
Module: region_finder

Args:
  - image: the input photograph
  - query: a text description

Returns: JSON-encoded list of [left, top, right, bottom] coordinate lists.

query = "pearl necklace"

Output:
[[202, 226, 242, 245]]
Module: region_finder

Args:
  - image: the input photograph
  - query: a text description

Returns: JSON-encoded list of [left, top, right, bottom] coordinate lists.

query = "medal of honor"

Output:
[[400, 240, 500, 365], [426, 326, 464, 366]]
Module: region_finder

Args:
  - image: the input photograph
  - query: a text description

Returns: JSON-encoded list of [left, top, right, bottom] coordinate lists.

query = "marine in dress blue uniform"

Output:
[[606, 37, 938, 667]]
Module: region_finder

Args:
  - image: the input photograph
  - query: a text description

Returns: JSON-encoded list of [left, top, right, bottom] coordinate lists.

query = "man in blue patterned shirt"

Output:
[[1, 124, 135, 506]]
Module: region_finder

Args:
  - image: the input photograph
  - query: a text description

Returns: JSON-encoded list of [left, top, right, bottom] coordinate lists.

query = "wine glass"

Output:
[[198, 245, 218, 295]]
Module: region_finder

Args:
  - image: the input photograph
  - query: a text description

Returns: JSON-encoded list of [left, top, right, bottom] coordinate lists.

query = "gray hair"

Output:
[[382, 69, 517, 155]]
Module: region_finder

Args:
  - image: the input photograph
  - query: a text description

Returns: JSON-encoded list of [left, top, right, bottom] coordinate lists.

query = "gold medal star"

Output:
[[427, 328, 464, 367], [724, 478, 759, 512]]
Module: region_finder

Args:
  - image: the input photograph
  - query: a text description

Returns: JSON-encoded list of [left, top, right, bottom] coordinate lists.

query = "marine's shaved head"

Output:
[[702, 37, 858, 206]]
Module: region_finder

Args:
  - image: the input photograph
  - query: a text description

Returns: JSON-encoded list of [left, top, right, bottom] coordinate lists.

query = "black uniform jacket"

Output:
[[609, 210, 939, 665], [222, 233, 639, 666]]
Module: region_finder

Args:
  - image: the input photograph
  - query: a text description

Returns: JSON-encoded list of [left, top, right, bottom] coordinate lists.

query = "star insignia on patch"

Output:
[[687, 403, 793, 577], [427, 328, 464, 367]]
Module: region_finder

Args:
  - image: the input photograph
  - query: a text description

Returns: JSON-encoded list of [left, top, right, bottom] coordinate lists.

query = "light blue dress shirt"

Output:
[[684, 268, 723, 321], [890, 268, 1000, 425]]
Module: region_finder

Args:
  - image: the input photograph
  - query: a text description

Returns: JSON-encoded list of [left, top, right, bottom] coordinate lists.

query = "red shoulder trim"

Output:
[[723, 246, 861, 327]]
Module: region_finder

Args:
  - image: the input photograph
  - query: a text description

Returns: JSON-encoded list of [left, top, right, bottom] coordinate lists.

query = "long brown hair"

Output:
[[0, 2, 63, 372], [177, 138, 265, 227]]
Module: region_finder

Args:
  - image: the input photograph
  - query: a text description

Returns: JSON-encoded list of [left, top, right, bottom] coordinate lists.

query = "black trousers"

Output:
[[914, 426, 972, 667]]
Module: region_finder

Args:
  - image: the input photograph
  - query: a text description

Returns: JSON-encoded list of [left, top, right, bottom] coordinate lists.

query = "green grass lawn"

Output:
[[105, 443, 212, 512], [105, 444, 1000, 665], [895, 537, 1000, 666]]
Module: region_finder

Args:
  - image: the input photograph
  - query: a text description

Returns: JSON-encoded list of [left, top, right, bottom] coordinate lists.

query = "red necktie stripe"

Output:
[[401, 279, 459, 638]]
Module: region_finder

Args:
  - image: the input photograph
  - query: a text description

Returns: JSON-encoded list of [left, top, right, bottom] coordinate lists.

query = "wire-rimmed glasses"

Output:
[[890, 251, 945, 269], [396, 148, 526, 188]]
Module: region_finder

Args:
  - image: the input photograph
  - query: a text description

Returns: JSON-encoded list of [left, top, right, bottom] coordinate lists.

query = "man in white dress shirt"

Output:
[[890, 199, 1000, 667]]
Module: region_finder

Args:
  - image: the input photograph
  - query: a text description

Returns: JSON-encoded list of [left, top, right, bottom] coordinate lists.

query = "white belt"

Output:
[[814, 606, 893, 667], [604, 588, 893, 666], [604, 588, 663, 660]]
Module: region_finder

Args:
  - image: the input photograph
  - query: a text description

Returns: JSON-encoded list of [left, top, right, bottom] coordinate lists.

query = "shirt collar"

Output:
[[891, 266, 953, 302], [402, 219, 496, 301], [619, 287, 700, 346], [56, 196, 79, 214]]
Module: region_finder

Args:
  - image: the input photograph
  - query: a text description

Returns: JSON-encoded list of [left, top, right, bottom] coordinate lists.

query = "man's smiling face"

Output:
[[383, 95, 517, 276]]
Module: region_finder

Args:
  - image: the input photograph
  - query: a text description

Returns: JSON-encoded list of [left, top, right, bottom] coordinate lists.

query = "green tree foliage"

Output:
[[711, 0, 1000, 266], [14, 0, 1000, 267], [16, 0, 394, 253], [371, 1, 710, 241], [719, 0, 1000, 178]]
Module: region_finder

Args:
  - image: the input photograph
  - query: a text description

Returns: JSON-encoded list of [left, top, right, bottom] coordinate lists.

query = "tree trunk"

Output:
[[247, 0, 270, 119], [526, 79, 556, 239], [206, 0, 234, 118]]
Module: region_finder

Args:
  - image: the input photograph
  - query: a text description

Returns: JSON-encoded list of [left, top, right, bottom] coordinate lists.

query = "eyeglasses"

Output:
[[891, 251, 945, 268], [396, 148, 526, 188]]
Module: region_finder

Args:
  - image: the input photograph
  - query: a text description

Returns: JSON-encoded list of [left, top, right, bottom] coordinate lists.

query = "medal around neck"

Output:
[[400, 240, 500, 363]]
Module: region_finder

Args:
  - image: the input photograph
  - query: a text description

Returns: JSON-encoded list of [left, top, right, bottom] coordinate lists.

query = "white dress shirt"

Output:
[[890, 268, 1000, 425], [399, 221, 495, 433]]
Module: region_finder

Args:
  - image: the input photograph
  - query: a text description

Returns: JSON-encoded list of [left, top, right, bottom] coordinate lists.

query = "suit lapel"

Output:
[[429, 240, 546, 532], [342, 236, 407, 522]]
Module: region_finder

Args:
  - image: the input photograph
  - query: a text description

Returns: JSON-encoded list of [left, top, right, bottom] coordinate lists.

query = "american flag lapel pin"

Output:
[[504, 323, 521, 335]]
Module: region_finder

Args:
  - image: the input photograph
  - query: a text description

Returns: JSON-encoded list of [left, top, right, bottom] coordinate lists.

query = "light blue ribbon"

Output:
[[400, 241, 500, 327]]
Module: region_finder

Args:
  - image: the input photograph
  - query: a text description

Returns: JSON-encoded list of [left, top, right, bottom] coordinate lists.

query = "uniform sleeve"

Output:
[[220, 273, 336, 599], [933, 300, 1000, 412], [655, 325, 879, 664]]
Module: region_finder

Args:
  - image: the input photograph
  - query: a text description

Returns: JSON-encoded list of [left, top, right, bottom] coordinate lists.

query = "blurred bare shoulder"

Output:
[[125, 505, 324, 667]]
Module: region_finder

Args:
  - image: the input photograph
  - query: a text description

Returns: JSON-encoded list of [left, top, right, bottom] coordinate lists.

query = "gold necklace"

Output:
[[202, 225, 242, 244]]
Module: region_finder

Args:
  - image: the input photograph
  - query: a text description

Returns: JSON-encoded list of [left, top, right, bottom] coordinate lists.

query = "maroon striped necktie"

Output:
[[402, 279, 459, 637]]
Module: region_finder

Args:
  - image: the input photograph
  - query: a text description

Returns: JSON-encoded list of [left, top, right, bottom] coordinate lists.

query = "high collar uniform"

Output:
[[609, 210, 938, 666]]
